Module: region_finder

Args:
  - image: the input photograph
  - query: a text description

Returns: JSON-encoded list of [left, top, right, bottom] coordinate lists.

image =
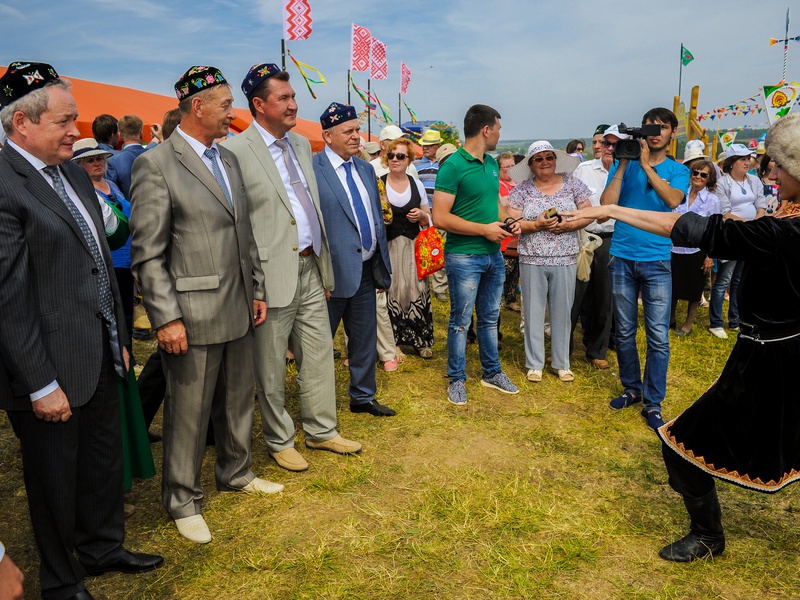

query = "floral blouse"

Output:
[[507, 173, 591, 266]]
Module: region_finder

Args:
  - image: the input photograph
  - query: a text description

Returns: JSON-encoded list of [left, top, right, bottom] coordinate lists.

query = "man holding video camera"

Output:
[[600, 108, 690, 430]]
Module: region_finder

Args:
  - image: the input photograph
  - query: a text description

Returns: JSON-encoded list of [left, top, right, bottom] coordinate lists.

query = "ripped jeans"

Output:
[[444, 251, 505, 382]]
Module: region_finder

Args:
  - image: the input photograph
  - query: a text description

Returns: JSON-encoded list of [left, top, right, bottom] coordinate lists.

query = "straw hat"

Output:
[[508, 140, 580, 183], [70, 138, 113, 161]]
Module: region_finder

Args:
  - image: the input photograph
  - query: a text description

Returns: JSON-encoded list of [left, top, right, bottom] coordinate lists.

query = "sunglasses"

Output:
[[533, 155, 556, 163], [691, 170, 709, 179], [386, 152, 408, 160], [601, 140, 616, 148]]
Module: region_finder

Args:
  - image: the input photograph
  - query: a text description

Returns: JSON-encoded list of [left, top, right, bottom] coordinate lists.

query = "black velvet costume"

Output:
[[659, 212, 800, 493]]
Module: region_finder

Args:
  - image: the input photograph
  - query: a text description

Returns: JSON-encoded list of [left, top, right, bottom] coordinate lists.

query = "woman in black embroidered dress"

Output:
[[563, 113, 800, 563], [381, 138, 435, 357]]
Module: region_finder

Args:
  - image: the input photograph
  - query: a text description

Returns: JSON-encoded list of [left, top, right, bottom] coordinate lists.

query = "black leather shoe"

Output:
[[350, 400, 396, 417], [84, 549, 164, 576], [67, 591, 96, 600]]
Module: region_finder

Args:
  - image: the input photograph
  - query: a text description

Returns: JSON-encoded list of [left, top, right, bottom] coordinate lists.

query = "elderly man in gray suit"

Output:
[[130, 66, 282, 545], [313, 102, 396, 417], [0, 61, 162, 600], [223, 64, 361, 472]]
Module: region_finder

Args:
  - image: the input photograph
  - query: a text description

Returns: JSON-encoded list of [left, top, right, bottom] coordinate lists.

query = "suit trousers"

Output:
[[342, 290, 396, 362], [161, 333, 256, 519], [327, 261, 378, 404], [254, 254, 338, 451], [8, 345, 125, 600]]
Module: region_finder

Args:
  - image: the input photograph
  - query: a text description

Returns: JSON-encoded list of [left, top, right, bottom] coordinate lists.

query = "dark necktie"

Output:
[[342, 162, 373, 252], [43, 166, 126, 378], [203, 147, 233, 209], [274, 138, 322, 256]]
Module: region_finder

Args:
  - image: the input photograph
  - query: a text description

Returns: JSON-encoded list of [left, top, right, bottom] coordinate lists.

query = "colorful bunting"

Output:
[[350, 23, 371, 72], [403, 99, 417, 124], [370, 88, 391, 123], [350, 73, 376, 110], [287, 48, 325, 99], [283, 0, 312, 41]]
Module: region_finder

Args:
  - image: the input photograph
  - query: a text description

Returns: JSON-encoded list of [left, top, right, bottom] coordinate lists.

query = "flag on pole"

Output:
[[371, 38, 387, 80], [681, 44, 694, 66], [351, 23, 371, 71], [283, 0, 312, 41], [400, 62, 411, 94]]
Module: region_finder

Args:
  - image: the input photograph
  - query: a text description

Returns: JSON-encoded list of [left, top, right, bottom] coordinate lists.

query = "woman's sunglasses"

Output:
[[387, 152, 407, 160], [691, 170, 709, 179]]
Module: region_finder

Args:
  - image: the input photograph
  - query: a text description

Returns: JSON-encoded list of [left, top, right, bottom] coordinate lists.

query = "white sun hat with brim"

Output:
[[70, 138, 113, 161], [509, 140, 581, 183], [724, 143, 754, 159]]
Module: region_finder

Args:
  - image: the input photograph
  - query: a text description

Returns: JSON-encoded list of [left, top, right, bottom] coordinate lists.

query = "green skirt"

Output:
[[119, 365, 156, 490]]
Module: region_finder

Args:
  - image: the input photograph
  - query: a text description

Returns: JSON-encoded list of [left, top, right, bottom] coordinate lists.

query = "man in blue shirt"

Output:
[[600, 108, 689, 430]]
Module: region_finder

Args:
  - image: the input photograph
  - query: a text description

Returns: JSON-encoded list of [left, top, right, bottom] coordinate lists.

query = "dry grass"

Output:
[[2, 300, 800, 599]]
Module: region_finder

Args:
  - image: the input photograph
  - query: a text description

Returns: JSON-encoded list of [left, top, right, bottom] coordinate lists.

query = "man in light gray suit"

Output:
[[0, 61, 162, 600], [223, 64, 361, 472], [313, 103, 396, 417], [130, 66, 282, 545]]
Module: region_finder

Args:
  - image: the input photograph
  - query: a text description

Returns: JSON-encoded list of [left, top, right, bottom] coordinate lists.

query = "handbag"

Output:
[[576, 231, 602, 282], [414, 226, 445, 280]]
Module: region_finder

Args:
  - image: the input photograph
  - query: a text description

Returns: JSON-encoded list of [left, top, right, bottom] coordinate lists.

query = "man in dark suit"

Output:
[[0, 61, 162, 600], [106, 114, 155, 197], [312, 102, 396, 417], [223, 65, 361, 471], [130, 66, 281, 545]]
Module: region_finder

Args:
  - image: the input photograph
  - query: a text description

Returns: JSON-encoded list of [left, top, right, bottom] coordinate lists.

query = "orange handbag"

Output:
[[414, 226, 445, 280]]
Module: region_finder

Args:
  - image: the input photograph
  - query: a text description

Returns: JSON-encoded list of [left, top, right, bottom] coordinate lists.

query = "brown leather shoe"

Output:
[[270, 447, 309, 472], [306, 434, 362, 455], [589, 358, 609, 369]]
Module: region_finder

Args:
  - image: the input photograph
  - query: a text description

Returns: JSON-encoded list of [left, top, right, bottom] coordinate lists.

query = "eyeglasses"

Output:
[[691, 170, 709, 179], [386, 152, 407, 160], [601, 140, 616, 148], [576, 147, 585, 152], [533, 155, 555, 163]]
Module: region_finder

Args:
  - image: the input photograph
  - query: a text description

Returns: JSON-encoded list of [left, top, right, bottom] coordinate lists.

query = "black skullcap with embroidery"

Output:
[[0, 61, 60, 108]]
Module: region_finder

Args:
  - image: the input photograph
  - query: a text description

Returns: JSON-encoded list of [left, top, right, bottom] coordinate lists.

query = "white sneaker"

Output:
[[241, 477, 284, 495], [175, 514, 212, 544], [708, 327, 728, 339]]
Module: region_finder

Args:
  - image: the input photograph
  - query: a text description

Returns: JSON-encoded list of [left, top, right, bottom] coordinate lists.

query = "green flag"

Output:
[[681, 45, 695, 66]]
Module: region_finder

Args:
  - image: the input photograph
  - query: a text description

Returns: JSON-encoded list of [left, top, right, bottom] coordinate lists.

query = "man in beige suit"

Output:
[[223, 64, 361, 472], [130, 66, 282, 545]]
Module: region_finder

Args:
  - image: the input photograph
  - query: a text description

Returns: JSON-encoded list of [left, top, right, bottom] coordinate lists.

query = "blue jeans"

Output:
[[709, 260, 742, 329], [609, 256, 671, 411], [445, 252, 504, 382]]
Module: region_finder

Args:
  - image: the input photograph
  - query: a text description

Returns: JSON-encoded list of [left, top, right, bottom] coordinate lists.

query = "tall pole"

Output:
[[281, 39, 286, 72], [398, 93, 401, 126], [678, 43, 684, 100], [367, 79, 372, 138], [347, 70, 351, 105], [782, 7, 791, 84]]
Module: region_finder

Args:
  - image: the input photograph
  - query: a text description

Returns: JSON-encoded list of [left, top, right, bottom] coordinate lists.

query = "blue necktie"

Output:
[[342, 162, 373, 252], [203, 147, 233, 209]]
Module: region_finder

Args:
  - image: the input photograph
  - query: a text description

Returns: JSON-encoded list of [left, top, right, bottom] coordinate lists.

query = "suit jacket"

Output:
[[313, 149, 391, 298], [222, 125, 334, 307], [106, 143, 148, 197], [0, 145, 129, 410], [129, 132, 265, 346]]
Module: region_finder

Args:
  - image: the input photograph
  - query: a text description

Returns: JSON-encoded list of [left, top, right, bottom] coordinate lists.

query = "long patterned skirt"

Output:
[[387, 236, 434, 349]]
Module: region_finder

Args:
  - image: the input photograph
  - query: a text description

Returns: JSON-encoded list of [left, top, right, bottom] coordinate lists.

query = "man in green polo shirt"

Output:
[[432, 104, 520, 405]]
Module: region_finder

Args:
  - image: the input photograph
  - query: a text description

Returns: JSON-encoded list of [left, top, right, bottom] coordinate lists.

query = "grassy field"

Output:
[[2, 298, 800, 599]]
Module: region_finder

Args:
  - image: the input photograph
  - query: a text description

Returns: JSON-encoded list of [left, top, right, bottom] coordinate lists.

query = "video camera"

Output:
[[613, 123, 662, 161]]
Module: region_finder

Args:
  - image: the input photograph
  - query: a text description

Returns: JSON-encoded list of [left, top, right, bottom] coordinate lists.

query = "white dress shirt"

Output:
[[175, 125, 233, 202]]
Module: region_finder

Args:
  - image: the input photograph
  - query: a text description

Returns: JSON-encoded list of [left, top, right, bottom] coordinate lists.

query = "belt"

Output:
[[739, 321, 800, 344], [298, 246, 313, 257]]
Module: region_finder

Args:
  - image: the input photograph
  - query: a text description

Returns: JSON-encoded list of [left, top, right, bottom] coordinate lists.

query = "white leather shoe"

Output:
[[241, 477, 284, 495], [175, 514, 212, 544]]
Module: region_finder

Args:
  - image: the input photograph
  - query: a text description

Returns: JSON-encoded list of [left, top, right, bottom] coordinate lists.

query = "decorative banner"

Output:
[[350, 73, 377, 110], [287, 48, 325, 99], [763, 83, 800, 123], [350, 23, 371, 72], [718, 130, 737, 151], [681, 44, 695, 66], [676, 102, 687, 138], [283, 0, 312, 41], [370, 89, 391, 123], [400, 62, 411, 94], [371, 38, 387, 80], [403, 99, 418, 124]]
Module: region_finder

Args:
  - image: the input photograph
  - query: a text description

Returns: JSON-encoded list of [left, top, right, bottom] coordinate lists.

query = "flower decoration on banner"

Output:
[[718, 130, 737, 151], [763, 83, 800, 124], [400, 62, 411, 94], [283, 0, 312, 41], [350, 23, 371, 71], [371, 38, 387, 80]]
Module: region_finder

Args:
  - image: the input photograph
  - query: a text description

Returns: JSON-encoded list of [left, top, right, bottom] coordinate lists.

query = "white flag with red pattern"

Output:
[[371, 38, 387, 80], [400, 62, 411, 94], [351, 23, 371, 71], [283, 0, 312, 41]]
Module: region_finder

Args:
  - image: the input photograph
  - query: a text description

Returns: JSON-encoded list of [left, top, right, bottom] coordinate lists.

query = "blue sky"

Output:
[[2, 0, 798, 140]]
